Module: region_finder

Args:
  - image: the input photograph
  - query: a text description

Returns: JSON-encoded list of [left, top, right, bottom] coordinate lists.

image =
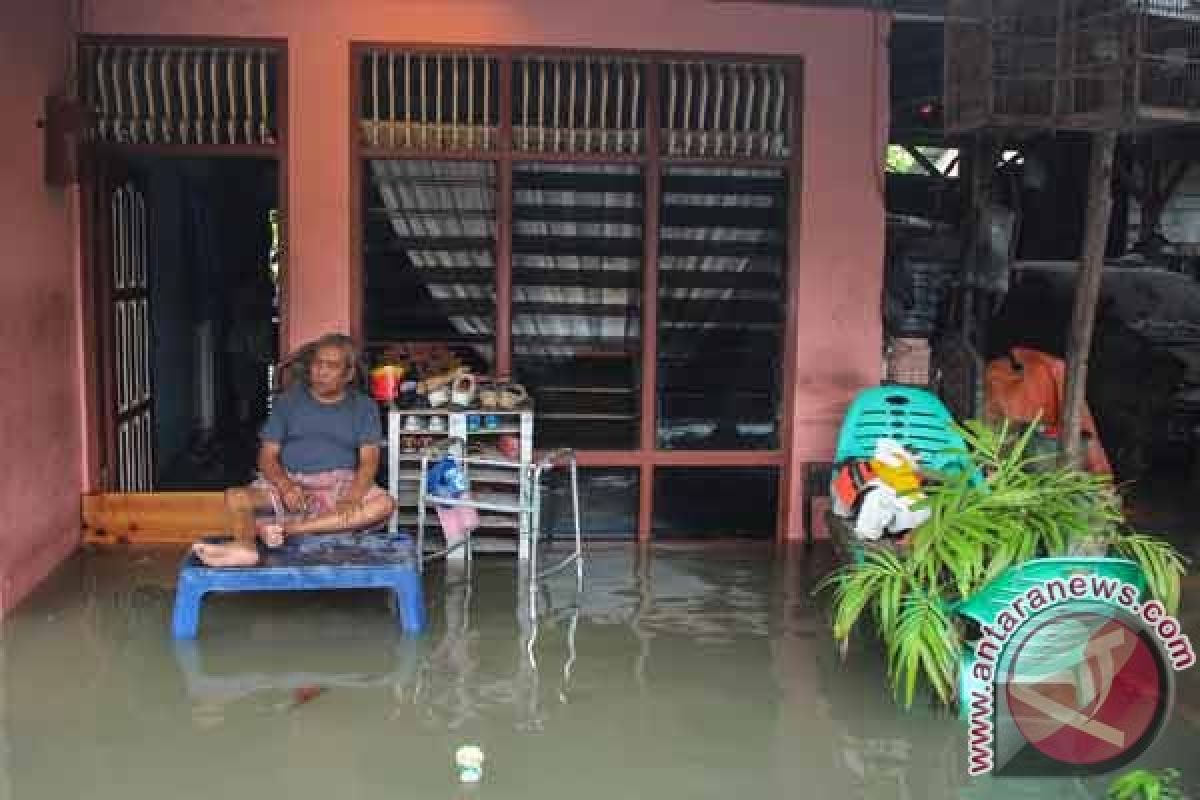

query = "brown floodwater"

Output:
[[2, 544, 1196, 799]]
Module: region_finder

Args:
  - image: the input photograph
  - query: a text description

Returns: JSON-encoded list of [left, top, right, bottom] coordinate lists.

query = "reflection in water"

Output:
[[0, 546, 1196, 800]]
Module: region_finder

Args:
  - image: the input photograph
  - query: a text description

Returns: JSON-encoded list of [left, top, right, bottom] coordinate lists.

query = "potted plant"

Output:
[[1107, 768, 1186, 800], [818, 419, 1188, 709]]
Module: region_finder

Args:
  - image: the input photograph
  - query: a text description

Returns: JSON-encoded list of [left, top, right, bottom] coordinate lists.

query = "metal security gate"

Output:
[[104, 176, 155, 491]]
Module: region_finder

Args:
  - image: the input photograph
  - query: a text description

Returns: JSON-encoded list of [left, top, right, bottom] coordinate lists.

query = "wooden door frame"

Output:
[[78, 36, 289, 493], [80, 150, 289, 492]]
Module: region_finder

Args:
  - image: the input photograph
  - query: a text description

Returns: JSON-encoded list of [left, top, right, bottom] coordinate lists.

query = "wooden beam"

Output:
[[495, 55, 514, 380], [83, 492, 228, 544], [366, 235, 783, 259], [1061, 131, 1117, 469], [639, 61, 662, 543]]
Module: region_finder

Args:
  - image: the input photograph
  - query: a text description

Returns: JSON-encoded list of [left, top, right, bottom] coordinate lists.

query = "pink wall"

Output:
[[0, 0, 85, 613], [83, 0, 888, 538]]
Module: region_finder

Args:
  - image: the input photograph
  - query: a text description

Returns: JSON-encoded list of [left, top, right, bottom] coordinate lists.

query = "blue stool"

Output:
[[172, 531, 427, 639]]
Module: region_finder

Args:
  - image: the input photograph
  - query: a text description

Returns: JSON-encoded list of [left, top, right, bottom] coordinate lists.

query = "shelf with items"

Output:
[[385, 407, 536, 558]]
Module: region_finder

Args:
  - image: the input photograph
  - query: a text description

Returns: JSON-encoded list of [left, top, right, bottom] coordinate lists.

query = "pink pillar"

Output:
[[779, 15, 889, 541], [0, 0, 85, 615], [285, 32, 354, 350]]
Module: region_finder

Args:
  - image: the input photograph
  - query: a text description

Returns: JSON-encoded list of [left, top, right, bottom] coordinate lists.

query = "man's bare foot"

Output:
[[193, 541, 261, 567], [257, 521, 287, 548]]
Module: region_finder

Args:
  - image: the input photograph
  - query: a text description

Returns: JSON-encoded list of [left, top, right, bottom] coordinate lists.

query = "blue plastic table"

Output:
[[172, 531, 426, 639]]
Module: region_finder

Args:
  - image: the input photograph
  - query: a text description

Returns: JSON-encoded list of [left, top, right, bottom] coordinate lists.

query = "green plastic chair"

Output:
[[827, 386, 974, 564], [834, 385, 972, 477]]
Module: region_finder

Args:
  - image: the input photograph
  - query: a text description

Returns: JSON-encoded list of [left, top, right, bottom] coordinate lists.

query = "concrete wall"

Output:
[[82, 0, 888, 538], [0, 0, 84, 613]]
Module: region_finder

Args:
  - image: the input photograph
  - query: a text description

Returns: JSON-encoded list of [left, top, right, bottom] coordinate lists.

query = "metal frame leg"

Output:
[[528, 465, 541, 620], [417, 453, 429, 573], [570, 457, 583, 591]]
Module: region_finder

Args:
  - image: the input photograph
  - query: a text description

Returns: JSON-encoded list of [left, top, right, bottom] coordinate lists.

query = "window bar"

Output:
[[598, 58, 610, 153], [466, 54, 474, 150], [142, 415, 150, 490], [682, 62, 694, 156], [142, 48, 157, 143], [128, 185, 138, 287], [727, 64, 741, 159], [482, 55, 490, 148], [125, 302, 134, 412], [538, 57, 547, 151], [420, 54, 428, 149], [435, 53, 443, 149], [451, 53, 460, 150], [139, 415, 149, 490], [742, 64, 757, 156], [193, 48, 205, 145], [110, 49, 125, 142], [583, 56, 593, 152], [119, 423, 129, 490], [144, 413, 153, 489], [712, 63, 726, 155], [208, 48, 220, 143], [121, 185, 132, 290], [177, 48, 190, 144], [242, 49, 254, 144], [116, 302, 129, 413], [136, 417, 146, 491], [615, 60, 625, 153], [159, 49, 173, 143], [370, 50, 380, 147], [132, 417, 142, 491], [127, 49, 142, 143], [522, 58, 531, 149], [771, 65, 787, 157], [86, 47, 101, 141], [630, 63, 641, 153], [697, 62, 710, 155], [666, 63, 677, 155], [554, 59, 563, 152], [259, 48, 270, 144], [568, 59, 578, 151], [112, 186, 125, 290], [404, 52, 412, 148], [757, 65, 772, 157], [225, 49, 238, 144], [138, 185, 147, 287], [133, 420, 141, 491], [140, 296, 151, 403], [388, 51, 397, 149], [131, 300, 142, 405]]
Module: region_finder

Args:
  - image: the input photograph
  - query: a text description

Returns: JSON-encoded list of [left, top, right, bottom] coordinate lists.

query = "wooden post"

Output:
[[962, 133, 996, 347], [1060, 130, 1117, 468]]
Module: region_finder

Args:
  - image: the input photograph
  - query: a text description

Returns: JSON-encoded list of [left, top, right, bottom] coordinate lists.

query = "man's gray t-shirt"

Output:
[[260, 385, 382, 474]]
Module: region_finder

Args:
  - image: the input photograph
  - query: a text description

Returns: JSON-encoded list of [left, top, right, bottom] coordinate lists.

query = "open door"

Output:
[[88, 158, 156, 491]]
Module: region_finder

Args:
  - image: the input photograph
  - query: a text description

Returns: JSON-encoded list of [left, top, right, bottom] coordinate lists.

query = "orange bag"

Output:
[[984, 347, 1112, 476]]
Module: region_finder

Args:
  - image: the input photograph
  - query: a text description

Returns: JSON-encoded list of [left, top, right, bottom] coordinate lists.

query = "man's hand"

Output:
[[281, 482, 308, 513], [336, 486, 367, 524]]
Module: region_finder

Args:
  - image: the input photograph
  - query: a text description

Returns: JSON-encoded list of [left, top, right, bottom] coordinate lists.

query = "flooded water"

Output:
[[2, 544, 1197, 799]]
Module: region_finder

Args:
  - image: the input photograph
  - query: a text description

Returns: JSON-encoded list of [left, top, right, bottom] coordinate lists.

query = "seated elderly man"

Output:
[[193, 333, 396, 567]]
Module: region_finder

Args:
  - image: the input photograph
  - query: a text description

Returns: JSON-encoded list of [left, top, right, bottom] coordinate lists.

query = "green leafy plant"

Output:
[[818, 419, 1189, 709], [1106, 768, 1185, 800]]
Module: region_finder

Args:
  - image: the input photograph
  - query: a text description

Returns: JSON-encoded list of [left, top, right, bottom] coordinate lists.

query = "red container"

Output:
[[370, 365, 403, 403], [497, 435, 520, 461]]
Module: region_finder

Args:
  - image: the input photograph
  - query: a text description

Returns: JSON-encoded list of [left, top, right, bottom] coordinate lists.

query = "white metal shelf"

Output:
[[386, 407, 535, 559]]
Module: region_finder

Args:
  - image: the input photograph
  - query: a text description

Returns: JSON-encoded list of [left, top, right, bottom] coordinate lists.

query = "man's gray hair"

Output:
[[284, 332, 363, 389]]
